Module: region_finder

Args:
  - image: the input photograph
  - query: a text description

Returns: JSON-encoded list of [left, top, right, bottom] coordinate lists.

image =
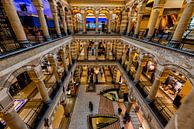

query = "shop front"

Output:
[[160, 70, 193, 107], [142, 60, 156, 83], [130, 52, 139, 78]]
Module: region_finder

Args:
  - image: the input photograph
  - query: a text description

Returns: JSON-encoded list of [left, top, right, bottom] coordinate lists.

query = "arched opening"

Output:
[[129, 49, 140, 79], [0, 66, 46, 129], [85, 9, 95, 32], [99, 9, 109, 33]]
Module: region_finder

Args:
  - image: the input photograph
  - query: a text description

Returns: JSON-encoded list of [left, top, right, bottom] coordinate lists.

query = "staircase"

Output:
[[99, 96, 120, 129]]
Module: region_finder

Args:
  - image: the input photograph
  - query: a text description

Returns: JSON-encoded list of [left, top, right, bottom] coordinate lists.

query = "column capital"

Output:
[[139, 54, 149, 66], [154, 64, 164, 80], [0, 88, 14, 116], [95, 10, 99, 14], [28, 65, 44, 82], [81, 10, 85, 14], [32, 0, 44, 8], [47, 54, 57, 64]]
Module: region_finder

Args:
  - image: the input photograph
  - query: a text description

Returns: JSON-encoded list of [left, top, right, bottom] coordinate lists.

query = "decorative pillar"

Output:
[[68, 44, 73, 65], [59, 48, 68, 73], [32, 0, 50, 41], [49, 0, 61, 37], [84, 42, 88, 60], [134, 2, 146, 37], [168, 0, 194, 48], [48, 54, 60, 83], [121, 45, 127, 65], [95, 11, 99, 33], [146, 0, 166, 40], [2, 0, 30, 47], [133, 54, 148, 83], [106, 41, 109, 60], [126, 7, 135, 35], [95, 43, 98, 60], [146, 65, 164, 102], [81, 10, 86, 33], [116, 42, 124, 61], [126, 48, 132, 72], [108, 11, 113, 33], [126, 98, 136, 114], [120, 10, 128, 34], [28, 65, 51, 103], [66, 10, 74, 34], [112, 67, 118, 84], [60, 8, 68, 35], [0, 89, 28, 129]]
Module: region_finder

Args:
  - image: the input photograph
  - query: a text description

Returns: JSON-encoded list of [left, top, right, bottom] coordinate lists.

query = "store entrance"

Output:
[[161, 70, 193, 108]]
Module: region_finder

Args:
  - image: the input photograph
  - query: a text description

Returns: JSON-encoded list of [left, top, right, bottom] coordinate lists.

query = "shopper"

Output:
[[89, 101, 93, 112]]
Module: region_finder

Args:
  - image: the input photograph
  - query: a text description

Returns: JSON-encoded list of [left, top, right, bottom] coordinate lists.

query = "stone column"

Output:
[[133, 55, 148, 83], [168, 0, 194, 48], [146, 65, 164, 102], [49, 0, 61, 37], [84, 42, 88, 60], [0, 89, 28, 129], [126, 7, 135, 35], [32, 0, 50, 41], [48, 54, 60, 83], [59, 48, 68, 73], [68, 44, 73, 65], [106, 42, 109, 60], [32, 79, 51, 103], [121, 45, 127, 65], [126, 49, 132, 72], [2, 0, 30, 47], [165, 89, 194, 129], [146, 0, 165, 40], [60, 8, 68, 35], [134, 2, 146, 37], [81, 10, 86, 33], [28, 65, 51, 103], [95, 11, 99, 33], [95, 43, 98, 60], [126, 98, 136, 114], [120, 10, 128, 34], [108, 11, 113, 33]]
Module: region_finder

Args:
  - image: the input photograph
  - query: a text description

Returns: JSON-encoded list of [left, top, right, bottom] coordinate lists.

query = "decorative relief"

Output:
[[153, 47, 193, 70]]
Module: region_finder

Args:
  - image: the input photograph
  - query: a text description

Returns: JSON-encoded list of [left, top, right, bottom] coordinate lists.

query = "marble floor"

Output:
[[69, 85, 104, 129]]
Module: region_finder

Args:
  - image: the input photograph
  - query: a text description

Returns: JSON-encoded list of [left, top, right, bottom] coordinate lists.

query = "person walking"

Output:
[[89, 101, 93, 113]]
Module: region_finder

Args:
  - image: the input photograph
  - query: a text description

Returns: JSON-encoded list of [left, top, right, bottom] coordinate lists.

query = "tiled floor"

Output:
[[68, 85, 103, 129]]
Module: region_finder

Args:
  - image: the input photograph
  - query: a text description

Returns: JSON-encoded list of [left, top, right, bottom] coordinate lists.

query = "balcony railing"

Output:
[[32, 62, 75, 129], [118, 62, 169, 128], [0, 35, 71, 59], [124, 29, 194, 56]]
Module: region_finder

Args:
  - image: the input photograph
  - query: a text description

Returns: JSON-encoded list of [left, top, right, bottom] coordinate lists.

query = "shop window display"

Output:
[[142, 61, 156, 82], [160, 71, 192, 107]]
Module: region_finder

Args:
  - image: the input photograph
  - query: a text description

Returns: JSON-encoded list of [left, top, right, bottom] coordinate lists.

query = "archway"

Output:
[[1, 64, 50, 128], [99, 9, 109, 33], [85, 9, 96, 32]]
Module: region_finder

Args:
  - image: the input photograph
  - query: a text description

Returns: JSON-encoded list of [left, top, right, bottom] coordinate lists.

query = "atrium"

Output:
[[0, 0, 194, 129]]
